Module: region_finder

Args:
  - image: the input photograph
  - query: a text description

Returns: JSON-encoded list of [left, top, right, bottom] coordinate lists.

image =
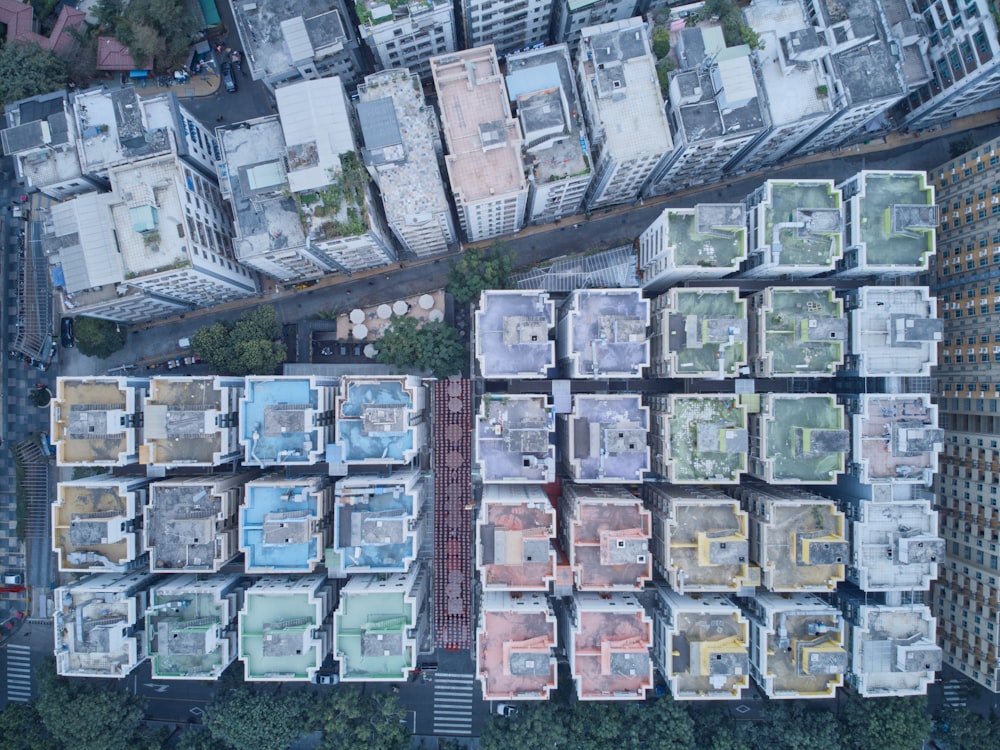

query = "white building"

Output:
[[639, 207, 747, 291], [51, 377, 146, 468], [842, 287, 942, 378], [551, 0, 638, 54], [356, 0, 458, 80], [460, 0, 552, 55]]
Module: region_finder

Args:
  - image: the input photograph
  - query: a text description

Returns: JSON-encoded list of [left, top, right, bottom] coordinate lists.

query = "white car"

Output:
[[494, 703, 517, 718]]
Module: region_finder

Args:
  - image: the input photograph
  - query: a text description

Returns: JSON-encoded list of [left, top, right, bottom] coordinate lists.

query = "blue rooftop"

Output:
[[333, 482, 418, 573], [241, 482, 324, 573], [240, 379, 319, 464], [337, 379, 415, 463]]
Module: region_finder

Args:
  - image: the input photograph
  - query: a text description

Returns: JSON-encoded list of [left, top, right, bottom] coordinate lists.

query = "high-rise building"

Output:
[[460, 0, 553, 54], [355, 0, 457, 80]]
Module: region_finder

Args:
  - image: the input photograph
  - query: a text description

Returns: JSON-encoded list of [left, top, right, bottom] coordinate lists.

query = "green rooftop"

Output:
[[667, 396, 747, 483], [335, 589, 415, 681], [762, 395, 847, 483], [662, 288, 747, 377], [762, 181, 842, 267], [146, 591, 230, 679], [240, 591, 322, 680], [757, 288, 845, 376], [855, 172, 935, 268], [667, 207, 747, 269]]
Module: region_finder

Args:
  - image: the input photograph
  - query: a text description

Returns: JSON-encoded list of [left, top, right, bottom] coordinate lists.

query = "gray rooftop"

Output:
[[562, 394, 649, 483], [357, 97, 402, 166], [560, 289, 649, 378], [476, 291, 556, 378], [477, 395, 555, 483], [833, 42, 904, 104]]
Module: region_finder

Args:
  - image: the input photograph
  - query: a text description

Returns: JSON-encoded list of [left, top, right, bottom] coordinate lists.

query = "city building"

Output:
[[52, 476, 149, 573], [51, 376, 145, 467], [836, 171, 937, 276], [652, 588, 750, 701], [47, 151, 258, 324], [333, 564, 430, 681], [558, 484, 651, 591], [476, 591, 558, 700], [477, 484, 556, 592], [648, 287, 747, 378], [140, 376, 244, 468], [741, 180, 843, 277], [505, 45, 592, 224], [551, 0, 638, 53], [559, 394, 650, 483], [743, 591, 848, 699], [475, 290, 556, 379], [842, 286, 942, 378], [144, 475, 247, 574], [747, 287, 847, 377], [238, 574, 335, 682], [238, 376, 338, 467], [476, 394, 556, 483], [54, 571, 158, 678], [329, 469, 427, 576], [333, 375, 427, 466], [460, 0, 552, 54], [738, 484, 848, 592], [644, 485, 754, 594], [576, 18, 674, 210], [841, 496, 944, 592], [838, 592, 942, 698], [648, 395, 748, 484], [355, 0, 457, 80], [564, 592, 653, 700], [431, 47, 528, 242], [639, 207, 747, 291], [557, 289, 649, 379], [929, 137, 1000, 690], [230, 0, 365, 91], [240, 476, 333, 574], [145, 574, 243, 680], [356, 69, 457, 258], [648, 28, 767, 196]]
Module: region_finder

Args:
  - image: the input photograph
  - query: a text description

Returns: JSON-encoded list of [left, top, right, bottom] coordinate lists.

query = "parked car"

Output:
[[494, 703, 517, 718], [60, 317, 74, 347], [316, 672, 339, 685], [3, 574, 22, 585], [221, 61, 237, 93]]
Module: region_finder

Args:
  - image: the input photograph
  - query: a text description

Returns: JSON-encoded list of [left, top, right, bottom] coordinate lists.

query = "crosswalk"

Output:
[[433, 672, 474, 736], [942, 679, 967, 709], [6, 644, 32, 702]]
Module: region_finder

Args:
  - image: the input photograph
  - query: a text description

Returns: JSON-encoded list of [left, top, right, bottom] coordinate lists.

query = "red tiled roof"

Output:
[[0, 1, 85, 55], [96, 36, 152, 71]]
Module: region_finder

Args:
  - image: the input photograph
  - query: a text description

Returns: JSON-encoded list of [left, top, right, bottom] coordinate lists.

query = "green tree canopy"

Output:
[[315, 687, 409, 750], [74, 316, 127, 359], [933, 705, 1000, 750], [447, 242, 516, 304], [192, 306, 287, 375], [29, 386, 51, 408], [0, 701, 60, 750], [95, 0, 197, 71], [652, 27, 671, 59], [843, 693, 931, 750], [203, 688, 314, 750], [374, 316, 465, 378], [0, 41, 67, 108]]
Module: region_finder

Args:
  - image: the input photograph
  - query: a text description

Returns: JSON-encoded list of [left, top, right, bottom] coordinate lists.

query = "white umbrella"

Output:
[[418, 294, 435, 310], [363, 344, 378, 358], [349, 309, 365, 324], [429, 309, 444, 322], [392, 300, 409, 316], [353, 323, 369, 339], [377, 304, 393, 319]]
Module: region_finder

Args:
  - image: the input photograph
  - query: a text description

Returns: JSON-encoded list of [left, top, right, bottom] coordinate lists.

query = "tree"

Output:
[[28, 386, 50, 408], [0, 701, 60, 750], [315, 688, 409, 750], [652, 27, 671, 59], [98, 0, 197, 71], [204, 688, 313, 750], [374, 316, 466, 378], [74, 316, 127, 359], [35, 662, 146, 750], [192, 305, 287, 375], [932, 706, 1000, 750], [0, 41, 67, 108], [447, 242, 516, 304], [843, 693, 931, 750]]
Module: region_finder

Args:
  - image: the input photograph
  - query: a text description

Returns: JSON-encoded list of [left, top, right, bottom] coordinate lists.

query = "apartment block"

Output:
[[145, 574, 243, 680], [357, 69, 457, 258], [333, 564, 429, 681], [240, 476, 333, 574], [653, 588, 750, 701], [743, 591, 847, 699], [648, 287, 747, 378], [506, 45, 592, 224], [476, 591, 558, 700], [238, 574, 335, 682], [356, 0, 457, 80], [330, 469, 427, 577], [558, 484, 651, 591], [559, 394, 649, 483], [552, 0, 638, 53], [842, 286, 942, 378], [639, 206, 747, 291], [644, 484, 754, 594], [230, 0, 365, 91], [748, 394, 848, 485], [460, 0, 552, 54], [475, 290, 556, 379], [238, 376, 338, 467], [739, 484, 848, 592], [576, 18, 674, 210], [476, 394, 556, 483], [333, 375, 427, 466], [742, 180, 843, 277], [54, 571, 158, 678], [557, 289, 649, 378], [477, 484, 557, 592], [52, 476, 149, 573], [431, 47, 527, 242], [648, 395, 748, 485], [51, 376, 145, 467], [747, 287, 846, 377], [140, 376, 243, 468], [565, 592, 653, 700]]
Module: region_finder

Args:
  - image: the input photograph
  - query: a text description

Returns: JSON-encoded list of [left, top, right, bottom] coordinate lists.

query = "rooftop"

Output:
[[832, 39, 904, 106], [660, 206, 748, 271], [431, 46, 526, 205], [51, 377, 140, 466], [476, 395, 555, 483], [52, 478, 144, 573], [847, 499, 943, 591], [750, 180, 843, 268], [655, 287, 747, 378], [73, 88, 178, 175], [846, 603, 940, 697], [843, 171, 936, 269], [475, 290, 556, 378], [847, 286, 941, 377], [477, 591, 557, 700], [276, 78, 353, 194], [144, 478, 241, 573], [1, 91, 85, 191], [656, 395, 747, 483], [334, 376, 425, 465], [241, 477, 331, 573], [670, 54, 765, 143], [568, 594, 652, 700], [751, 287, 846, 376], [561, 394, 649, 483], [478, 485, 556, 591], [753, 395, 848, 484], [849, 395, 942, 486], [559, 289, 650, 378], [239, 376, 332, 466], [141, 377, 237, 467]]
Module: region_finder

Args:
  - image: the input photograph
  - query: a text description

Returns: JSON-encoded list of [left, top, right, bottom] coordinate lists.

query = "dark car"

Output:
[[221, 61, 237, 93], [60, 317, 74, 348]]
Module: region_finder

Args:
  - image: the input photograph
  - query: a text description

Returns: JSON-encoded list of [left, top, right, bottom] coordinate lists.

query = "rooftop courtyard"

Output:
[[851, 171, 936, 268], [752, 288, 845, 376], [757, 180, 842, 268], [755, 395, 847, 483], [662, 395, 747, 483]]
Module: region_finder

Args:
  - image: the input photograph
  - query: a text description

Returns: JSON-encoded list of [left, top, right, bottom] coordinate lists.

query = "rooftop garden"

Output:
[[299, 152, 369, 240]]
